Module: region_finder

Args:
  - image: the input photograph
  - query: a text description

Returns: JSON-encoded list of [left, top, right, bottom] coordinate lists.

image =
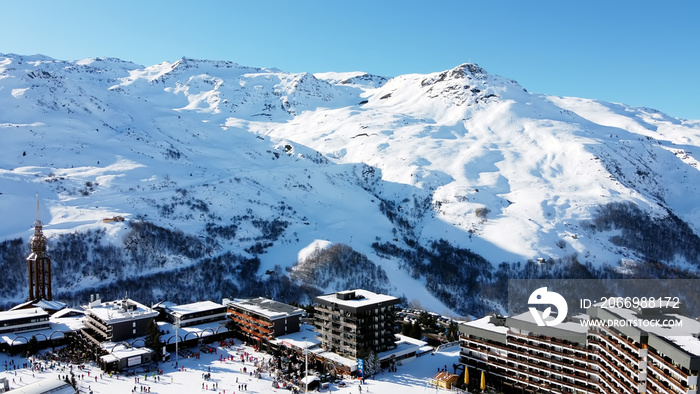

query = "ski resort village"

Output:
[[1, 49, 700, 394], [1, 201, 700, 394], [4, 0, 700, 390]]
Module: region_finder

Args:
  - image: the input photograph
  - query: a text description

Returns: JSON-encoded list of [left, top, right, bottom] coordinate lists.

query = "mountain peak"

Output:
[[452, 63, 488, 78], [420, 63, 488, 87], [1, 53, 699, 315]]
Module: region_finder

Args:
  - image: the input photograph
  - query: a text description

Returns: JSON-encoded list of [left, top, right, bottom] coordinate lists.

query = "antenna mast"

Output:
[[35, 193, 42, 225]]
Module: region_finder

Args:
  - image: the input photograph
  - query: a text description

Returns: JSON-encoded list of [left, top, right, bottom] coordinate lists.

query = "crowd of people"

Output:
[[3, 333, 366, 394]]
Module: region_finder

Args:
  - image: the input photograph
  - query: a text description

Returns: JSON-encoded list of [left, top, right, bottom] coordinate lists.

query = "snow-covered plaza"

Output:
[[1, 342, 462, 394]]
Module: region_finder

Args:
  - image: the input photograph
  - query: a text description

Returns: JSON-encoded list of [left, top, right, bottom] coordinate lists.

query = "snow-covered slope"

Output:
[[1, 53, 699, 314], [265, 63, 700, 263]]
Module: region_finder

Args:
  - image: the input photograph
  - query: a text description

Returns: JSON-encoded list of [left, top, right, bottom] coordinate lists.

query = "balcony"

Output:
[[588, 353, 636, 393], [647, 361, 685, 393], [230, 317, 273, 341], [648, 352, 688, 384], [239, 325, 272, 340], [508, 332, 589, 362], [475, 351, 609, 394], [589, 331, 640, 367], [79, 328, 104, 346], [588, 339, 639, 381], [505, 337, 590, 370], [229, 310, 273, 328], [85, 317, 111, 334], [468, 335, 640, 394], [85, 320, 112, 338], [646, 372, 672, 394], [463, 337, 600, 392]]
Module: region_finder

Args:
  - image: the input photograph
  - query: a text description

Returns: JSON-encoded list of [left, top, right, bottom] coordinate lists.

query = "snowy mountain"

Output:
[[1, 53, 699, 315]]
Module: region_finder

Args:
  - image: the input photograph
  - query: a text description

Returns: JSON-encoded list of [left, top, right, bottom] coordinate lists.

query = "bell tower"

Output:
[[27, 194, 52, 301]]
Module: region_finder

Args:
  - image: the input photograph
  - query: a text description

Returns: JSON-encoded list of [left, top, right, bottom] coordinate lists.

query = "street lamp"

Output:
[[175, 318, 180, 367], [302, 336, 309, 394]]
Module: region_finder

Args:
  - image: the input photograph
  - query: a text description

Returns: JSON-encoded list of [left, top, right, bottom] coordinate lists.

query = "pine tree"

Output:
[[145, 319, 162, 360], [361, 350, 380, 377], [409, 321, 422, 339], [27, 336, 39, 355], [364, 353, 374, 378], [446, 321, 459, 342], [370, 352, 380, 376]]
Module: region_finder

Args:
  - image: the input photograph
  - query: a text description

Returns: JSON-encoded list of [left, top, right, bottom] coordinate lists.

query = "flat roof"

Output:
[[84, 298, 158, 324], [228, 297, 304, 320], [434, 371, 460, 381], [169, 300, 225, 316], [4, 378, 75, 394], [670, 335, 700, 358], [314, 289, 400, 312], [378, 334, 427, 361], [597, 306, 700, 356], [508, 311, 589, 335], [463, 316, 510, 335], [100, 346, 153, 363], [0, 307, 48, 323], [0, 313, 85, 346], [269, 325, 319, 350], [314, 349, 357, 369], [460, 315, 510, 344], [50, 312, 87, 333], [51, 308, 85, 319]]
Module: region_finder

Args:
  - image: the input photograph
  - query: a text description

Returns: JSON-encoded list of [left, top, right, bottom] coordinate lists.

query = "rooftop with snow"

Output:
[[166, 300, 225, 317], [315, 289, 400, 312], [84, 298, 158, 324], [227, 297, 304, 319]]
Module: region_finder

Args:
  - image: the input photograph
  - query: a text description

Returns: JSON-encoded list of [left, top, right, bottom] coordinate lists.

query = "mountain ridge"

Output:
[[1, 53, 699, 315]]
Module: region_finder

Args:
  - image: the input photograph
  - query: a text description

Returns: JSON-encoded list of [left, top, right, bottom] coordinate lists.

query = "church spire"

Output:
[[30, 194, 46, 254], [28, 194, 51, 301]]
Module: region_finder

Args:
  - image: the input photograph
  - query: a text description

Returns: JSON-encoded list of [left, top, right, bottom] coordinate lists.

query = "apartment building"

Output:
[[166, 300, 227, 328], [460, 304, 700, 393], [589, 306, 700, 394], [82, 297, 158, 343], [227, 297, 304, 341], [313, 289, 400, 359]]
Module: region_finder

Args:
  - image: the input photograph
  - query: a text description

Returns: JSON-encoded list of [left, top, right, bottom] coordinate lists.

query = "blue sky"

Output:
[[2, 0, 698, 119]]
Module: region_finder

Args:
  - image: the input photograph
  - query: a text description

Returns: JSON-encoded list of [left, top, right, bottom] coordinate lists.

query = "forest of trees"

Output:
[[582, 201, 700, 265], [290, 243, 394, 296], [372, 238, 495, 316], [1, 199, 699, 316], [0, 238, 28, 302]]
